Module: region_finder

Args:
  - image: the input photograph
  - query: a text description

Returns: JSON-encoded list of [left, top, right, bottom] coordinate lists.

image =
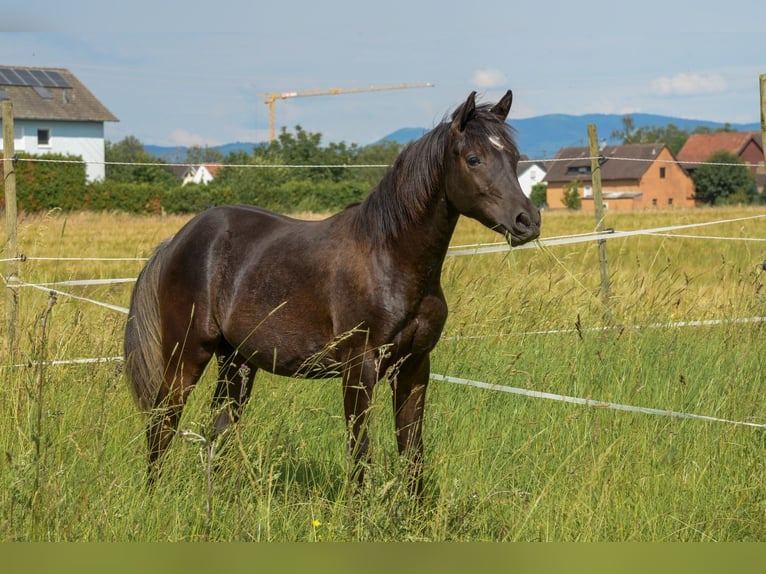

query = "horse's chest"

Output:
[[392, 293, 448, 357]]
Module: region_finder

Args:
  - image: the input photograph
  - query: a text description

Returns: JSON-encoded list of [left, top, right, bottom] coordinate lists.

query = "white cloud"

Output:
[[650, 73, 726, 96], [471, 68, 507, 89]]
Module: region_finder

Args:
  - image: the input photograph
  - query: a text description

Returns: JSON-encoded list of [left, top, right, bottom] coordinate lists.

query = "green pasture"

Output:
[[1, 206, 764, 541]]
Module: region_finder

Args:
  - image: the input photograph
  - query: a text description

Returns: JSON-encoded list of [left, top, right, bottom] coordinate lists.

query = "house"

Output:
[[517, 158, 547, 198], [184, 164, 221, 185], [676, 131, 764, 192], [677, 131, 763, 173], [544, 143, 695, 211], [0, 66, 118, 182]]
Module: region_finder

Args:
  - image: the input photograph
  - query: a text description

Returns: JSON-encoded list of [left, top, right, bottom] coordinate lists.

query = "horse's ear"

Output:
[[452, 91, 477, 133], [490, 90, 513, 121]]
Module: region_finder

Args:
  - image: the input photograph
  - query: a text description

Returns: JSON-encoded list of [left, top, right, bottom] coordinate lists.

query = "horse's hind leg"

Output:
[[210, 345, 256, 440], [146, 345, 214, 482]]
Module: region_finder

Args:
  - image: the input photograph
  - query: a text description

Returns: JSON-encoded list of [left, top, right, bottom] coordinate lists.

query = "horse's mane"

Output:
[[354, 102, 519, 244]]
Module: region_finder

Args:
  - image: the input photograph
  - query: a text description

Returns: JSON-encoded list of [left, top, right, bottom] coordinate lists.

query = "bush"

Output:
[[83, 182, 164, 214], [692, 151, 758, 206], [562, 179, 582, 210], [163, 184, 239, 213], [1, 153, 86, 211], [530, 182, 547, 208]]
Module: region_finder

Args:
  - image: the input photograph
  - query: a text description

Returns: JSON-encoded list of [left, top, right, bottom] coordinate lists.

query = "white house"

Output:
[[517, 160, 547, 198], [0, 66, 117, 182], [182, 164, 221, 186]]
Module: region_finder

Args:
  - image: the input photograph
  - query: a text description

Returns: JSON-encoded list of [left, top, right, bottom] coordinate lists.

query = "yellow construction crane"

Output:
[[259, 82, 434, 142]]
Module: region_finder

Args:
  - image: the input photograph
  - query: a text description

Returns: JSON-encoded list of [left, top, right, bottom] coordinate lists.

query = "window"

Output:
[[652, 198, 658, 206], [566, 165, 591, 175], [668, 197, 673, 206], [37, 128, 50, 146], [659, 167, 666, 179], [33, 86, 53, 100]]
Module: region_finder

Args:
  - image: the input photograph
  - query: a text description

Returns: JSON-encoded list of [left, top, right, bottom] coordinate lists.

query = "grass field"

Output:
[[1, 205, 765, 541]]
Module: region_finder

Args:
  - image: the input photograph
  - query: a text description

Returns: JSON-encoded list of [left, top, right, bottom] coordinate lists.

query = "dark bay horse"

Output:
[[124, 90, 541, 492]]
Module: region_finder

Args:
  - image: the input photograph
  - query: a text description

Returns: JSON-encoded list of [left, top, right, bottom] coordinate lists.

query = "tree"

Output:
[[186, 145, 224, 165], [610, 116, 636, 143], [105, 135, 176, 186], [530, 182, 547, 208], [562, 179, 581, 210], [691, 151, 758, 205], [611, 116, 738, 155]]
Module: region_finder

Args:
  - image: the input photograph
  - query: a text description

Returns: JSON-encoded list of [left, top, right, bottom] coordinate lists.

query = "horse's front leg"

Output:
[[341, 359, 376, 489], [391, 353, 430, 496]]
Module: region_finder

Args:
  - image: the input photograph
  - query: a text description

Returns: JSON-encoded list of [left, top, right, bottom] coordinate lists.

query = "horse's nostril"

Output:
[[516, 211, 532, 229]]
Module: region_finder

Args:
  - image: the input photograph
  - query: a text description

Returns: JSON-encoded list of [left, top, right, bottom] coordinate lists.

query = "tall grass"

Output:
[[1, 206, 764, 540]]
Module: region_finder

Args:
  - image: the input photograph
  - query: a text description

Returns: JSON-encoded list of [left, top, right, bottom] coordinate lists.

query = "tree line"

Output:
[[1, 126, 403, 214], [2, 120, 761, 213], [102, 126, 404, 214]]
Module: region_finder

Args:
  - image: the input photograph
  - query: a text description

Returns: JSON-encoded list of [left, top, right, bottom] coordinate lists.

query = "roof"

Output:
[[0, 65, 118, 123], [544, 143, 667, 183], [201, 164, 222, 177], [676, 132, 762, 166], [518, 160, 547, 175]]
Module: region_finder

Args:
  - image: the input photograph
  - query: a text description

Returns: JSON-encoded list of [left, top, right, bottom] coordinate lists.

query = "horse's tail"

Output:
[[124, 239, 172, 412]]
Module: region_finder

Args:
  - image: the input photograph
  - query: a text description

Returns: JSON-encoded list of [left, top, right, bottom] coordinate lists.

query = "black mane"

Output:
[[354, 103, 518, 244]]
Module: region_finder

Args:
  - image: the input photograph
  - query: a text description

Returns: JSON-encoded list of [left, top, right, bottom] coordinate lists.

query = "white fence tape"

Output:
[[6, 357, 762, 430], [447, 213, 766, 256], [430, 373, 766, 430]]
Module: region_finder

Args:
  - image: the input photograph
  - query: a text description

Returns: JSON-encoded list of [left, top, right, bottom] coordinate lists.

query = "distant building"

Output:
[[544, 143, 695, 210], [677, 131, 764, 192], [175, 164, 222, 186], [0, 65, 118, 182], [517, 159, 547, 198]]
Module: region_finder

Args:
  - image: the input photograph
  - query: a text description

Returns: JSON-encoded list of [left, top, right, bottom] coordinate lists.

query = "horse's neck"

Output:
[[383, 180, 459, 275]]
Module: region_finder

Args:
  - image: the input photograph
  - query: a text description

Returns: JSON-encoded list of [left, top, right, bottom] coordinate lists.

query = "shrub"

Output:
[[1, 153, 86, 211], [530, 182, 547, 208]]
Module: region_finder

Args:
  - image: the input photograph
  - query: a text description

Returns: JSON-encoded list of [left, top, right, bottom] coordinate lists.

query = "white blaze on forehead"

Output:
[[488, 135, 505, 151]]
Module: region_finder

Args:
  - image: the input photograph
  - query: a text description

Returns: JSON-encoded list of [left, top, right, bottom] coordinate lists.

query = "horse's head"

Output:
[[445, 90, 541, 246]]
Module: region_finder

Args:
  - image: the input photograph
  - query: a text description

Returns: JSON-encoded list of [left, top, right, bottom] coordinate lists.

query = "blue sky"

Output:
[[2, 1, 763, 149]]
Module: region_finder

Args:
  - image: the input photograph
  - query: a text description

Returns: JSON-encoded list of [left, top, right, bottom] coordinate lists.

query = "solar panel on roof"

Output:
[[15, 69, 40, 86], [30, 70, 53, 86], [0, 68, 24, 85], [44, 70, 71, 88], [0, 68, 72, 88]]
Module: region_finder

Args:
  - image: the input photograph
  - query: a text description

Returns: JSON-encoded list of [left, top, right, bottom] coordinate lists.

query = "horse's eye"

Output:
[[467, 155, 481, 167]]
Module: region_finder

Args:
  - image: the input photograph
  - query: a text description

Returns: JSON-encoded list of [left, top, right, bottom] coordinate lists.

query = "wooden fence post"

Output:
[[760, 74, 766, 165], [2, 100, 19, 359], [587, 124, 611, 318]]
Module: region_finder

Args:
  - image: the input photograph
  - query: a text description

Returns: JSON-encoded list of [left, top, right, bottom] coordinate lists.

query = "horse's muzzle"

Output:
[[507, 207, 541, 246]]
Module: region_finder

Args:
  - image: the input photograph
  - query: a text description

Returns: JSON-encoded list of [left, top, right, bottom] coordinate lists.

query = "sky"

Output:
[[2, 1, 763, 150]]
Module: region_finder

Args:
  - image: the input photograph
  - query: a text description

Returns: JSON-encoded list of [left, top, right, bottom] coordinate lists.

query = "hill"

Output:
[[144, 141, 263, 163], [143, 114, 761, 162], [379, 114, 761, 159]]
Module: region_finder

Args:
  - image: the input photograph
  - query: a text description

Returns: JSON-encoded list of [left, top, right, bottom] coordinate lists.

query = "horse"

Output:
[[124, 90, 541, 494]]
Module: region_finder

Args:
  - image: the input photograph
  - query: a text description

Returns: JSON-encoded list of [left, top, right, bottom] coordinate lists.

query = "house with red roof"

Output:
[[181, 163, 221, 185], [676, 131, 764, 192]]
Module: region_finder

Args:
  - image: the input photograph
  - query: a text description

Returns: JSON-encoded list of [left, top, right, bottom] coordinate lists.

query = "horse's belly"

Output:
[[223, 309, 348, 379], [247, 339, 345, 379]]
